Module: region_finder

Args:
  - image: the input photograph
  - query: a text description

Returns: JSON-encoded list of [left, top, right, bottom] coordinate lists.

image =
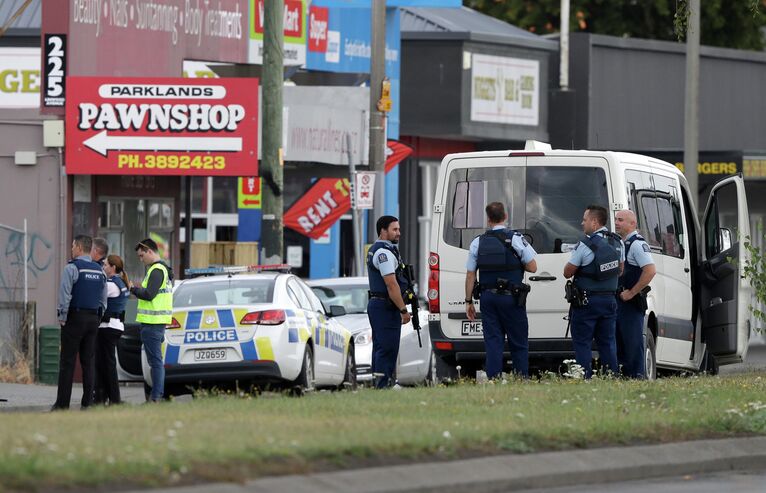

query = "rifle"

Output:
[[402, 265, 422, 348]]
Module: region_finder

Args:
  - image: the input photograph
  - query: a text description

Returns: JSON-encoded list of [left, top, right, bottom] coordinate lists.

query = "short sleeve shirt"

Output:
[[568, 227, 625, 267], [466, 226, 537, 272], [371, 241, 400, 276], [625, 231, 655, 268]]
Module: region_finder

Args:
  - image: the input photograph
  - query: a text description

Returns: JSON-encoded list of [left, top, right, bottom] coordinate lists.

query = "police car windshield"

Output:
[[311, 284, 367, 314], [174, 279, 275, 307]]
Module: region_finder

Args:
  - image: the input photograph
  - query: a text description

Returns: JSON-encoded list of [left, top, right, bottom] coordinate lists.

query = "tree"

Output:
[[743, 224, 766, 333], [467, 0, 766, 51]]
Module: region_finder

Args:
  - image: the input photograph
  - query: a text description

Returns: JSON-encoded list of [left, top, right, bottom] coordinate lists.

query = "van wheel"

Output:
[[293, 346, 316, 395], [645, 330, 657, 380], [341, 346, 357, 390]]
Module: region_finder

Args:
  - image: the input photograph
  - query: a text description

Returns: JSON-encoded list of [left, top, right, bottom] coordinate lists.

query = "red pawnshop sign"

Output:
[[65, 77, 258, 176]]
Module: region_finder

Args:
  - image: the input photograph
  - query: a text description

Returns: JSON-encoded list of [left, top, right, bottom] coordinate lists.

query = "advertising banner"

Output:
[[65, 77, 259, 176], [470, 54, 540, 126], [249, 0, 307, 66], [0, 48, 40, 108], [284, 178, 351, 239], [305, 6, 400, 139]]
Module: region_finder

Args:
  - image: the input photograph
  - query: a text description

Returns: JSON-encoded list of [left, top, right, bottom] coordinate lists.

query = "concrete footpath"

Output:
[[128, 436, 766, 493], [0, 382, 147, 411]]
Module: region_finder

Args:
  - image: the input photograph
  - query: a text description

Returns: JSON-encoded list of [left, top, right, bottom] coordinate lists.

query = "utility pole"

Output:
[[261, 0, 284, 263], [683, 0, 700, 213], [368, 0, 387, 241]]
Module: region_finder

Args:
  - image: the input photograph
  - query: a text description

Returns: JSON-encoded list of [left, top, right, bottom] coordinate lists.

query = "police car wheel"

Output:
[[294, 345, 316, 395], [341, 346, 358, 390], [645, 331, 657, 380]]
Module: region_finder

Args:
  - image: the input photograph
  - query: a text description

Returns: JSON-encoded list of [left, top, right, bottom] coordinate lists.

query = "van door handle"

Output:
[[530, 276, 557, 281], [684, 267, 690, 273]]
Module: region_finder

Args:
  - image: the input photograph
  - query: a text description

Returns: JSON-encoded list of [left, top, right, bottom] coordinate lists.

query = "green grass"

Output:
[[4, 372, 766, 491]]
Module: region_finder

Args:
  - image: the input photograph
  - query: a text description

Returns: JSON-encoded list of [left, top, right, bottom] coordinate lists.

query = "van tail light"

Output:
[[428, 252, 440, 313], [166, 318, 181, 330], [434, 341, 453, 351], [240, 310, 286, 325]]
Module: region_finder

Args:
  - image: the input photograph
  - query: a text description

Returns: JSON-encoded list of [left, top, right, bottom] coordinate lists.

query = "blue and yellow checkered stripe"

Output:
[[165, 309, 275, 364]]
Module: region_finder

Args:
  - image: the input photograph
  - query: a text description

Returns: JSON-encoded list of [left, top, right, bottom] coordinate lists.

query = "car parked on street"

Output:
[[307, 277, 435, 386], [119, 266, 356, 396]]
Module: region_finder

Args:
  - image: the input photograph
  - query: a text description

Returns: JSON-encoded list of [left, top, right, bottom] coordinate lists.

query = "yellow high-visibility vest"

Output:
[[136, 262, 172, 325]]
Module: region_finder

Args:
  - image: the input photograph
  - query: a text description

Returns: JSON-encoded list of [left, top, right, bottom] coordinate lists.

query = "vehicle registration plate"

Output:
[[194, 348, 227, 362], [461, 321, 483, 336]]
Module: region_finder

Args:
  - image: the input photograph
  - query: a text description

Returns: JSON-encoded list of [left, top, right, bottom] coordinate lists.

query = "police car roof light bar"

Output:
[[184, 264, 292, 278]]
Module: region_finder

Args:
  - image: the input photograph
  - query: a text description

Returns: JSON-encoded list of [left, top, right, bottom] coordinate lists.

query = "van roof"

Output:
[[442, 148, 684, 178]]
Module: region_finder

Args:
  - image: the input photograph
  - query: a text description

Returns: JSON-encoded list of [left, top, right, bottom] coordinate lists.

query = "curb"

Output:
[[134, 436, 766, 493]]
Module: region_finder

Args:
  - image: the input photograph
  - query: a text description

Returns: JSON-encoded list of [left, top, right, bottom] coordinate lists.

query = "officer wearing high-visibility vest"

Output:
[[563, 205, 624, 378], [615, 209, 656, 378], [367, 215, 411, 389], [465, 202, 537, 379], [52, 235, 107, 411], [130, 238, 173, 402]]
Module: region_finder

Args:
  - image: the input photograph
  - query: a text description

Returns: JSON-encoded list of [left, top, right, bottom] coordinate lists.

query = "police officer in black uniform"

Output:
[[465, 202, 537, 379], [367, 215, 411, 389], [52, 235, 107, 410], [615, 209, 656, 378], [563, 205, 623, 378]]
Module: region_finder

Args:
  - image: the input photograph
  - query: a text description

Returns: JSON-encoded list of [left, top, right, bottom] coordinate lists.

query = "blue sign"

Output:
[[306, 7, 400, 139]]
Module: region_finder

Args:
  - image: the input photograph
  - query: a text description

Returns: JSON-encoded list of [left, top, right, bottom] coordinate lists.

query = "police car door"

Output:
[[700, 176, 751, 364], [299, 280, 345, 382]]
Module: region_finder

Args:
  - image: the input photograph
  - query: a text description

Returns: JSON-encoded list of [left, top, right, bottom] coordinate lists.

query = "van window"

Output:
[[443, 166, 609, 253], [657, 195, 683, 257], [705, 181, 740, 258], [451, 181, 486, 229]]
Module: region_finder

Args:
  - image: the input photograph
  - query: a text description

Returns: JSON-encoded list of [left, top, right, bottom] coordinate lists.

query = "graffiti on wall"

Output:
[[0, 227, 53, 301]]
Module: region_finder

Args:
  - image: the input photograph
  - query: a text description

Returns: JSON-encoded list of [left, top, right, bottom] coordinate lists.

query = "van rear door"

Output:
[[700, 175, 751, 364]]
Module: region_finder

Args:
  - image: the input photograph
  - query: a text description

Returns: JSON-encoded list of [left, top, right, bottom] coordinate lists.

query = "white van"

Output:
[[427, 143, 751, 378]]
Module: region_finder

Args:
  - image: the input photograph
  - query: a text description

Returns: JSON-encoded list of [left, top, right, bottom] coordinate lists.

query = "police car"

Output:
[[307, 277, 435, 385], [141, 265, 356, 395]]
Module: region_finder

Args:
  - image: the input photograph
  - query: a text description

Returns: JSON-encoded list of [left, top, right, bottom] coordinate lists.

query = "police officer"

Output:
[[52, 235, 107, 411], [130, 238, 173, 402], [90, 237, 109, 267], [465, 202, 537, 379], [367, 216, 411, 389], [615, 209, 656, 378], [563, 205, 624, 378]]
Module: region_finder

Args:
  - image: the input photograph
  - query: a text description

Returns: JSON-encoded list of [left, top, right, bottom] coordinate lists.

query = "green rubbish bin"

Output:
[[38, 326, 60, 385]]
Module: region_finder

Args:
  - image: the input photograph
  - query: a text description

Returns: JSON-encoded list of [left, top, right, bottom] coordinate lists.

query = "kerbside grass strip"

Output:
[[3, 372, 766, 491]]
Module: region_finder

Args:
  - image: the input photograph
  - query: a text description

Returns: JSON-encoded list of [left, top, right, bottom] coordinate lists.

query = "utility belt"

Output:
[[69, 307, 101, 315], [473, 279, 531, 308], [618, 285, 651, 311], [368, 291, 389, 300], [565, 281, 618, 307]]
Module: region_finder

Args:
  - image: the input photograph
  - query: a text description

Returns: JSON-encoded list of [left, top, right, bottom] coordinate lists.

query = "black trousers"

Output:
[[94, 327, 123, 405], [54, 310, 100, 409]]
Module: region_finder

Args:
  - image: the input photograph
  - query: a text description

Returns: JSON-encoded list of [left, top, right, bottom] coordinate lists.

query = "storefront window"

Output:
[[212, 177, 238, 213], [180, 176, 207, 213]]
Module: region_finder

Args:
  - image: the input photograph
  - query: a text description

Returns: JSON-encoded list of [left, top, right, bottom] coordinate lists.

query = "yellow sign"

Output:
[[238, 177, 262, 209], [674, 161, 737, 175], [377, 77, 392, 113], [744, 159, 766, 178]]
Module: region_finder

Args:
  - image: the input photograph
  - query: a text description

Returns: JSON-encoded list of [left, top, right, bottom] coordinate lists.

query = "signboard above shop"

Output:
[[0, 48, 40, 108], [249, 0, 307, 66], [42, 0, 249, 114], [470, 53, 540, 126], [65, 77, 259, 176]]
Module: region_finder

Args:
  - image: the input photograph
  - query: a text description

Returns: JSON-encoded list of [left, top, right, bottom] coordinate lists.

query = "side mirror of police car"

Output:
[[329, 305, 347, 317]]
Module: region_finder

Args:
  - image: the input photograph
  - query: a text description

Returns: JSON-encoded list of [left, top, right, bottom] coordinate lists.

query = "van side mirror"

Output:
[[718, 228, 732, 251], [328, 305, 346, 317]]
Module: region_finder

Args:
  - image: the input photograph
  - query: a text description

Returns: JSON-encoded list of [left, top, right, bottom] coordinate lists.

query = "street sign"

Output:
[[238, 177, 262, 209], [65, 77, 259, 176], [355, 172, 375, 209]]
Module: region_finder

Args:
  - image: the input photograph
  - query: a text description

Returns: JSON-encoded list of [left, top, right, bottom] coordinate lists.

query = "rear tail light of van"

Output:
[[428, 252, 440, 313]]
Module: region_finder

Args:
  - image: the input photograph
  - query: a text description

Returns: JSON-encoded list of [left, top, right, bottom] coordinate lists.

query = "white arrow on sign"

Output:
[[83, 130, 243, 156]]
